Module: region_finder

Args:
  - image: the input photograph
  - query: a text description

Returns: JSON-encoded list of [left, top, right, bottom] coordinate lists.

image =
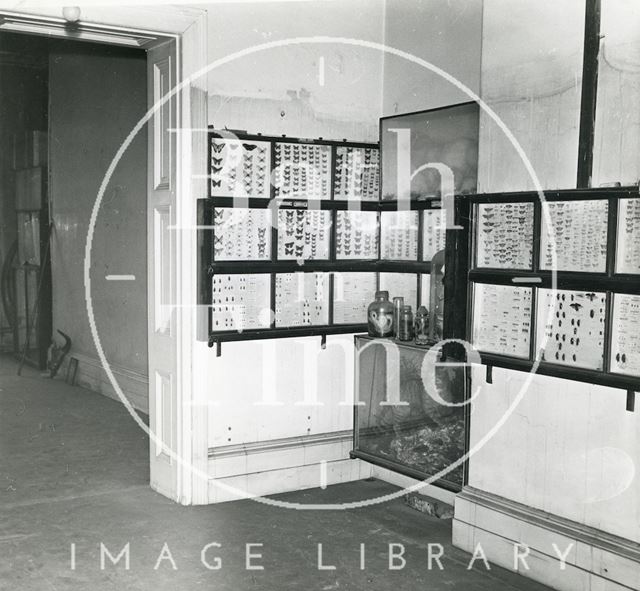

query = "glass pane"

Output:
[[335, 211, 379, 259], [610, 293, 640, 376], [616, 198, 640, 274], [593, 0, 640, 186], [379, 272, 418, 309], [333, 272, 377, 325], [355, 337, 466, 489], [540, 200, 608, 272], [273, 142, 332, 200], [277, 210, 331, 260], [381, 103, 479, 200], [419, 274, 431, 308], [536, 288, 606, 370], [275, 272, 329, 327], [210, 137, 270, 198], [380, 211, 418, 260], [211, 274, 271, 332], [476, 202, 534, 269], [478, 0, 585, 191], [472, 283, 532, 358], [334, 146, 380, 201], [213, 208, 271, 261], [16, 212, 40, 266]]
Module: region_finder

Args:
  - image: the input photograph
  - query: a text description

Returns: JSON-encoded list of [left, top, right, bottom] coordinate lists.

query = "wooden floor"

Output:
[[0, 355, 553, 590]]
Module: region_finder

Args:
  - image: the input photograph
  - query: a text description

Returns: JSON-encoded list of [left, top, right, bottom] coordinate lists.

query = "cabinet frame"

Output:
[[199, 130, 444, 352], [465, 186, 640, 393]]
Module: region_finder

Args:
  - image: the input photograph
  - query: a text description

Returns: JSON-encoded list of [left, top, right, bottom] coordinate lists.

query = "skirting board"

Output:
[[69, 352, 149, 415], [208, 457, 373, 504], [453, 487, 640, 591], [208, 430, 371, 503], [207, 430, 457, 505]]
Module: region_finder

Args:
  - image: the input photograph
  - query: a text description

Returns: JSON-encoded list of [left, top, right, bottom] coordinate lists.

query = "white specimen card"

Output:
[[379, 272, 418, 310], [422, 209, 447, 261], [273, 142, 332, 200], [210, 138, 271, 199], [213, 208, 271, 261], [536, 288, 606, 370], [380, 211, 419, 260], [472, 283, 532, 358], [275, 272, 330, 327], [333, 272, 377, 324], [277, 210, 331, 260], [540, 200, 608, 272], [476, 202, 534, 269], [211, 274, 271, 332], [610, 293, 640, 376], [616, 198, 640, 274], [336, 211, 379, 260], [334, 146, 380, 201]]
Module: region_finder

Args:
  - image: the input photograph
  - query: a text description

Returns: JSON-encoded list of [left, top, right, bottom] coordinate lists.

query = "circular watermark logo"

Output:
[[85, 36, 561, 510]]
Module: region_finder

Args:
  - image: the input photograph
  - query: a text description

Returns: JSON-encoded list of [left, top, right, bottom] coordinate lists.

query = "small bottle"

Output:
[[398, 305, 414, 341], [414, 306, 430, 346], [367, 291, 394, 337], [392, 297, 404, 338]]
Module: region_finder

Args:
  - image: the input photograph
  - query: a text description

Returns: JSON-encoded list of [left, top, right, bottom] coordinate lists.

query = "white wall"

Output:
[[199, 0, 484, 451], [204, 0, 386, 142], [468, 367, 640, 543], [468, 0, 640, 544], [197, 0, 386, 449], [592, 0, 640, 186], [477, 0, 585, 192], [381, 0, 482, 116]]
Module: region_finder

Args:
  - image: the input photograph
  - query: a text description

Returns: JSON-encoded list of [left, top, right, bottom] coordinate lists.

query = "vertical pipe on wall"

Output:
[[576, 0, 602, 188]]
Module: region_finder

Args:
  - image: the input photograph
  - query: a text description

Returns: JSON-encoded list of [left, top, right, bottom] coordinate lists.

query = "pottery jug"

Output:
[[367, 291, 394, 337]]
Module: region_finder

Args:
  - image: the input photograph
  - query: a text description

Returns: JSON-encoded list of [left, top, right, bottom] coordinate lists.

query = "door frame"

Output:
[[0, 7, 209, 505]]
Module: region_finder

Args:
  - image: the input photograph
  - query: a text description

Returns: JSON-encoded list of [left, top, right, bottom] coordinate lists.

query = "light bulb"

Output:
[[62, 6, 81, 23]]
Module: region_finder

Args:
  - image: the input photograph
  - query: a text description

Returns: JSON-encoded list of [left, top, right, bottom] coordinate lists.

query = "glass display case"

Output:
[[352, 335, 468, 491], [466, 188, 640, 394]]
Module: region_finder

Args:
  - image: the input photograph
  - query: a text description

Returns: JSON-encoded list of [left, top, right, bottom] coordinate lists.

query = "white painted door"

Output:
[[147, 39, 180, 500]]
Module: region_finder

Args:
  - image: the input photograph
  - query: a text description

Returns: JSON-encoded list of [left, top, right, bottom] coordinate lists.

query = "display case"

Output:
[[352, 335, 468, 492], [380, 102, 480, 200], [466, 187, 640, 397], [199, 130, 452, 354]]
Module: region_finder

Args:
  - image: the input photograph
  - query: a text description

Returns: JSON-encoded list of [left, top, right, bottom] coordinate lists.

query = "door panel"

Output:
[[147, 39, 179, 498]]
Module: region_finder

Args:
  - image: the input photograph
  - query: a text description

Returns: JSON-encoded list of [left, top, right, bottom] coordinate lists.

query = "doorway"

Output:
[[0, 32, 148, 382], [0, 7, 209, 506]]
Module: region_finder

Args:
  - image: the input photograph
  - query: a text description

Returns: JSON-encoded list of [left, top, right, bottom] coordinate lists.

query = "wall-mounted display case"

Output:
[[467, 187, 640, 392], [200, 130, 451, 353]]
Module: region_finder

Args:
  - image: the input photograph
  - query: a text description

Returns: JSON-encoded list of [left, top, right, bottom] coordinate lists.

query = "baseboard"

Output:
[[69, 352, 149, 415], [207, 430, 373, 503], [453, 486, 640, 591]]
